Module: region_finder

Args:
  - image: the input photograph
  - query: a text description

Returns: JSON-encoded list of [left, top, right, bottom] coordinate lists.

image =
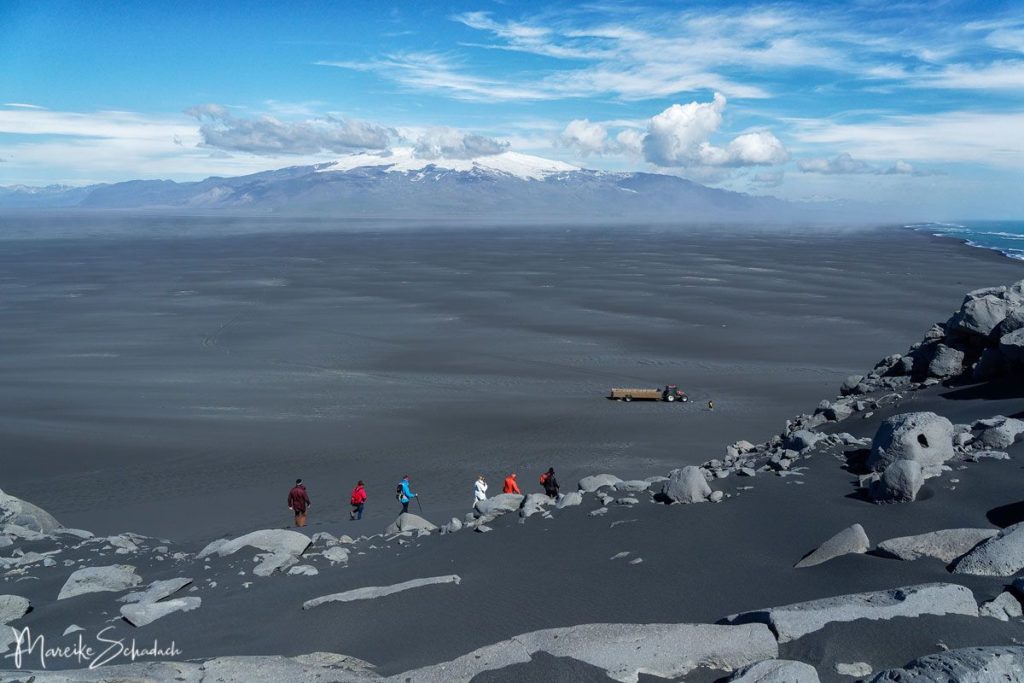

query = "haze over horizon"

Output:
[[1, 0, 1022, 219]]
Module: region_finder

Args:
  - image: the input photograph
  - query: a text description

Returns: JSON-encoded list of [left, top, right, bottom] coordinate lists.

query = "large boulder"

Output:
[[578, 474, 623, 493], [520, 493, 553, 518], [927, 344, 965, 377], [979, 592, 1023, 621], [0, 488, 62, 534], [950, 288, 1018, 337], [58, 565, 142, 600], [384, 513, 438, 535], [120, 578, 193, 604], [869, 646, 1024, 682], [197, 529, 311, 559], [784, 430, 821, 453], [394, 622, 779, 683], [794, 524, 869, 568], [868, 412, 955, 477], [121, 597, 201, 628], [994, 308, 1024, 338], [999, 328, 1024, 364], [869, 460, 924, 503], [0, 595, 30, 625], [660, 467, 711, 504], [877, 528, 999, 563], [729, 660, 820, 682], [556, 491, 583, 509], [474, 494, 523, 516], [953, 522, 1024, 576], [723, 583, 978, 643], [973, 416, 1024, 449]]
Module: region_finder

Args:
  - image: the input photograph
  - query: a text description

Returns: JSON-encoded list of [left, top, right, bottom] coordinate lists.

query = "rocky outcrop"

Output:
[[58, 564, 143, 600], [869, 646, 1024, 682], [729, 659, 820, 682], [395, 622, 779, 683], [849, 279, 1024, 389], [723, 583, 978, 643], [0, 623, 777, 683], [868, 412, 954, 478], [953, 522, 1024, 576], [660, 467, 712, 504], [304, 575, 462, 609], [877, 528, 998, 563], [0, 488, 62, 534], [794, 524, 869, 568]]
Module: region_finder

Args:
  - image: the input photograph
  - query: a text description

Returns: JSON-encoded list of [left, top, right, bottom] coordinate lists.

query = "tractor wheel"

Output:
[[666, 395, 676, 402]]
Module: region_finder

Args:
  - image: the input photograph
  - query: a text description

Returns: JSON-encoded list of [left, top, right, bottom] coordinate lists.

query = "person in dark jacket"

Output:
[[349, 480, 367, 521], [541, 468, 559, 499], [287, 479, 311, 527]]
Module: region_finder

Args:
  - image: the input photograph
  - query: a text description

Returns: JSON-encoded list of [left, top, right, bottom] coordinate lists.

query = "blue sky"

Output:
[[1, 0, 1022, 217]]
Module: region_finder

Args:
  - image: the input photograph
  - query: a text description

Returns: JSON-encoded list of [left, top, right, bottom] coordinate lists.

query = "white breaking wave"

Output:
[[316, 148, 580, 181]]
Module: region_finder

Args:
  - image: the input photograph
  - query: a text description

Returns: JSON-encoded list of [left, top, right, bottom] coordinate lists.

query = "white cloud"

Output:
[[917, 60, 1024, 91], [798, 153, 872, 174], [318, 52, 555, 102], [798, 153, 941, 176], [788, 110, 1024, 168], [615, 128, 644, 155], [411, 127, 508, 159], [186, 106, 392, 155], [722, 131, 789, 165], [643, 94, 727, 166], [560, 119, 609, 155], [641, 93, 787, 168]]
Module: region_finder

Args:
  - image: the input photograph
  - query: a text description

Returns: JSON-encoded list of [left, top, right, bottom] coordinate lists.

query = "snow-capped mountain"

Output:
[[320, 148, 581, 180], [0, 151, 804, 222]]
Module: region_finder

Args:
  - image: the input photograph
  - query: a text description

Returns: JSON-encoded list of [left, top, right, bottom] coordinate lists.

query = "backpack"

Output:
[[539, 472, 549, 485], [395, 483, 403, 500]]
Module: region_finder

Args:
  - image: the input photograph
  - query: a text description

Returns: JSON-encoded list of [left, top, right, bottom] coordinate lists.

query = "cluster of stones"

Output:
[[850, 279, 1024, 389]]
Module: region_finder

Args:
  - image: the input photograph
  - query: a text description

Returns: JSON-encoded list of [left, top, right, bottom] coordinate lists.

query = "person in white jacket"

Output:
[[473, 475, 488, 507]]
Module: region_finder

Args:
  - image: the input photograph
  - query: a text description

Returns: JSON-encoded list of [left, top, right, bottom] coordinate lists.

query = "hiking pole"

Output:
[[415, 496, 424, 514]]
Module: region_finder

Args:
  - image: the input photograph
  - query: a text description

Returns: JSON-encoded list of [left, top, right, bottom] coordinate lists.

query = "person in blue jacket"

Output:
[[396, 475, 417, 513]]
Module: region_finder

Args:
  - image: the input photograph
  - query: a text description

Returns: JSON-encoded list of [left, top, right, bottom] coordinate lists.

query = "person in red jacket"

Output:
[[287, 479, 311, 527], [349, 480, 367, 521], [502, 473, 521, 494]]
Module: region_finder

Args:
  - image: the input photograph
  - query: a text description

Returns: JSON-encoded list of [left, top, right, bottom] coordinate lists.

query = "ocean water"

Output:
[[910, 221, 1024, 261]]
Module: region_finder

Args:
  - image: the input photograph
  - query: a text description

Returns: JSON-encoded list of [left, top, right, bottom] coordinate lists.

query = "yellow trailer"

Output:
[[609, 385, 689, 402]]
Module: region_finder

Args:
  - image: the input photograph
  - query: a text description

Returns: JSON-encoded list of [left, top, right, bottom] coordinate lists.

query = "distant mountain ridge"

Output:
[[0, 150, 806, 221]]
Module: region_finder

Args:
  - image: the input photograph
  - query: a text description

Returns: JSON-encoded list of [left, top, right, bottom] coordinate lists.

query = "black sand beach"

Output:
[[2, 223, 1020, 542], [2, 220, 1024, 681]]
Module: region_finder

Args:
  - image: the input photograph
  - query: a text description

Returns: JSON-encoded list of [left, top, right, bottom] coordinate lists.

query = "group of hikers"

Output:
[[473, 468, 560, 506], [285, 468, 562, 528]]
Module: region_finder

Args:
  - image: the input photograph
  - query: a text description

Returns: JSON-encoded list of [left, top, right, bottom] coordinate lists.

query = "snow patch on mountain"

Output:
[[318, 148, 580, 181]]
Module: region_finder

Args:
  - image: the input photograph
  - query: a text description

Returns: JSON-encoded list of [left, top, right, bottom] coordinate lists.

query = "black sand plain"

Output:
[[2, 219, 1024, 680]]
